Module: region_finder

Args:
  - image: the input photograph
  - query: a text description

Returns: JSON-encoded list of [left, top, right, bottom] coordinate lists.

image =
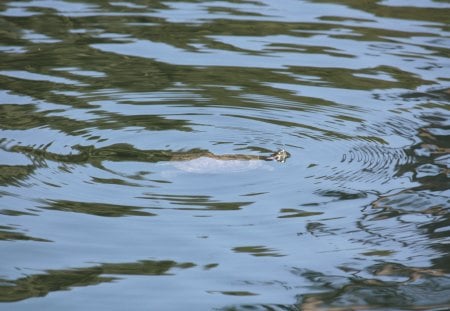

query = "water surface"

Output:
[[1, 0, 449, 310]]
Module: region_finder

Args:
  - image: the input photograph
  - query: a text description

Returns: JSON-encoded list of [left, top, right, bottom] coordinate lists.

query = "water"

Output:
[[0, 0, 449, 310]]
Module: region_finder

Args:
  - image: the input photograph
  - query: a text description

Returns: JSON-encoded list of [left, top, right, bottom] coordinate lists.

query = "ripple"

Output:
[[341, 144, 413, 175], [289, 263, 450, 311], [301, 138, 414, 191], [357, 189, 449, 260], [371, 189, 449, 215]]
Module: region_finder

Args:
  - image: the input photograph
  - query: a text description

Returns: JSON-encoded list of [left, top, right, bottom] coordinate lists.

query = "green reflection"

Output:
[[0, 225, 51, 242], [361, 250, 396, 257], [0, 259, 195, 302], [1, 0, 439, 113], [0, 209, 36, 216], [0, 103, 192, 134], [40, 199, 156, 217], [91, 176, 141, 187], [315, 0, 450, 25], [141, 193, 253, 211], [0, 164, 34, 186], [287, 65, 433, 90], [209, 290, 258, 297], [232, 245, 285, 257], [9, 143, 188, 166], [278, 208, 323, 218]]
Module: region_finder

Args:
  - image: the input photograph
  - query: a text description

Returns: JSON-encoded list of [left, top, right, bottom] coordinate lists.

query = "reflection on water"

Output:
[[1, 259, 196, 302], [0, 0, 449, 309]]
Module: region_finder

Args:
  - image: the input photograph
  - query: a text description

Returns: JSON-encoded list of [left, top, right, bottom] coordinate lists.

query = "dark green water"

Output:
[[1, 0, 449, 310]]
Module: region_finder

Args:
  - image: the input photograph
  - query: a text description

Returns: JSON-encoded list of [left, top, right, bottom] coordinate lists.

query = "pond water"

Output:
[[1, 0, 449, 310]]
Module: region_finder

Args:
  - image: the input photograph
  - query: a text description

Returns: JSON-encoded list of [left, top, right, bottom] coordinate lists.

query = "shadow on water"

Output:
[[0, 0, 449, 309]]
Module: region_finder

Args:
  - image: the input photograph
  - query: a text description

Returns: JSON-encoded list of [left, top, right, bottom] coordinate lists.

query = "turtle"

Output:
[[170, 149, 290, 162], [165, 149, 290, 174]]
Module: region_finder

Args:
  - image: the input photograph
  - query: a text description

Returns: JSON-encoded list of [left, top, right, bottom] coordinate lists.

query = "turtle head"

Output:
[[267, 149, 290, 163]]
